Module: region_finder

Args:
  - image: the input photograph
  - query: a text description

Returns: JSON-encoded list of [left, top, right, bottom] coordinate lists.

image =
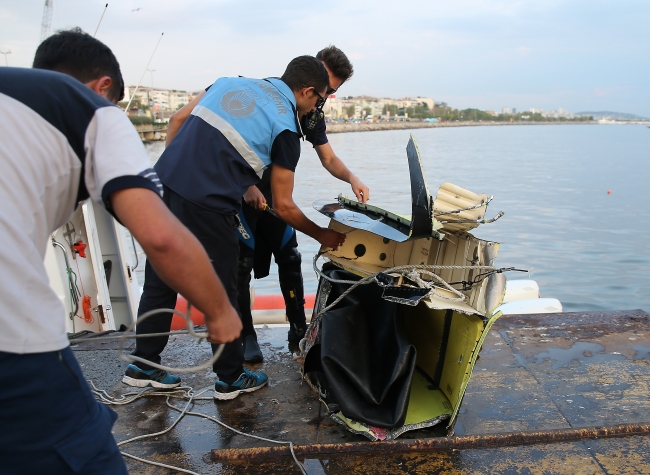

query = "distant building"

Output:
[[169, 90, 190, 111], [512, 108, 517, 114], [502, 107, 510, 114], [324, 96, 433, 120], [396, 97, 434, 111], [123, 86, 190, 119], [150, 89, 169, 112], [123, 86, 437, 122], [124, 86, 150, 106]]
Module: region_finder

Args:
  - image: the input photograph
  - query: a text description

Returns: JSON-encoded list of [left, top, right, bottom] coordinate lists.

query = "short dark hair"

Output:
[[33, 27, 125, 103], [280, 55, 329, 94], [316, 45, 354, 83]]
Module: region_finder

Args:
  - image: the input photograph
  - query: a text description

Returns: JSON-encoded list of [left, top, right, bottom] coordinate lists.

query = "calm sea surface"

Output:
[[144, 124, 650, 312]]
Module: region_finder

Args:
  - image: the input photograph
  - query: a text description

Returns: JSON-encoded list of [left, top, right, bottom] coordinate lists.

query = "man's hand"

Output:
[[316, 228, 347, 250], [315, 143, 370, 204], [243, 185, 266, 210], [205, 303, 242, 344], [350, 176, 370, 203]]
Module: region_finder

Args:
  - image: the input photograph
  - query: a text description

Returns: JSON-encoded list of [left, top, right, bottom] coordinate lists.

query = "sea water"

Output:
[[145, 124, 650, 312]]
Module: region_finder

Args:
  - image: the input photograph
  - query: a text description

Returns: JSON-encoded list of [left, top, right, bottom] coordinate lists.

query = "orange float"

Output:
[[171, 294, 316, 330]]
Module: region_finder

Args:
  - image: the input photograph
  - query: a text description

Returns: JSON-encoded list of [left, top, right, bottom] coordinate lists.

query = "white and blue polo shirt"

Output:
[[0, 68, 162, 354]]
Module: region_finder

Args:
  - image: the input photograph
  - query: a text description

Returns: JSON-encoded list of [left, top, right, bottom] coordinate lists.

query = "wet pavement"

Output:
[[73, 309, 650, 474]]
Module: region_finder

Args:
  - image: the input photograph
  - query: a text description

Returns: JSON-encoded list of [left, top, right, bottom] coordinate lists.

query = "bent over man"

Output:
[[236, 45, 367, 362], [164, 46, 370, 364], [0, 29, 241, 474]]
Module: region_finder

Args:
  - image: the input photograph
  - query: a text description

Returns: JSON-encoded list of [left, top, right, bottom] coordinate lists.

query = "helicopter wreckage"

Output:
[[299, 134, 520, 441]]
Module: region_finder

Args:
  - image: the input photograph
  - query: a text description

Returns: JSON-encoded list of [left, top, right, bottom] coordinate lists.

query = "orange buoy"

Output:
[[607, 190, 611, 194], [172, 296, 204, 330], [172, 294, 316, 330]]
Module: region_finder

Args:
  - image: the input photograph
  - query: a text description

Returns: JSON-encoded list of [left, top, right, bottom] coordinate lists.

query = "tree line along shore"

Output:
[[132, 119, 600, 142], [324, 120, 597, 134]]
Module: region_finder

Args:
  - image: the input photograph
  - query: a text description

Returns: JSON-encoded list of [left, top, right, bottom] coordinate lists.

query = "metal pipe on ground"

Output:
[[211, 423, 650, 461]]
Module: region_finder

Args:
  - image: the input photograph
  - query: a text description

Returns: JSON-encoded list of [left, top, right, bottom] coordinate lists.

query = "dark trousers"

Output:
[[133, 187, 244, 382], [237, 204, 306, 338], [0, 348, 127, 474]]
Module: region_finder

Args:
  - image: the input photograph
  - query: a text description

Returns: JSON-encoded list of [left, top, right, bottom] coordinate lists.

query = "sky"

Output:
[[1, 0, 649, 116]]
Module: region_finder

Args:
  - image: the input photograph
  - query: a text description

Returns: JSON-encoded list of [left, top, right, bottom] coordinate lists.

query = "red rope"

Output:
[[82, 295, 94, 324], [74, 254, 94, 325]]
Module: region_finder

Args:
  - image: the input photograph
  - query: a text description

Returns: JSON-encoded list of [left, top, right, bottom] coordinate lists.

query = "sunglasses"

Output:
[[313, 89, 326, 110], [302, 84, 328, 109]]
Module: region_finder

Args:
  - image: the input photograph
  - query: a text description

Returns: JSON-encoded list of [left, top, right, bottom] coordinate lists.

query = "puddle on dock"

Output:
[[531, 341, 627, 370]]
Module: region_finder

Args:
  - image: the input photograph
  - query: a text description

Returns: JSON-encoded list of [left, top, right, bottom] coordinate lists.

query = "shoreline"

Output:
[[136, 119, 647, 142], [325, 120, 597, 134]]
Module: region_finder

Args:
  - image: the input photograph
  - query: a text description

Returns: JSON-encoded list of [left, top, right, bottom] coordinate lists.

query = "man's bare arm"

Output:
[[109, 187, 242, 343], [270, 165, 345, 249], [166, 90, 206, 146], [315, 142, 370, 203]]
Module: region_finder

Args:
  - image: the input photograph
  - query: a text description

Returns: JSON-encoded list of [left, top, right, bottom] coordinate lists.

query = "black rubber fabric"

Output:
[[308, 268, 417, 428]]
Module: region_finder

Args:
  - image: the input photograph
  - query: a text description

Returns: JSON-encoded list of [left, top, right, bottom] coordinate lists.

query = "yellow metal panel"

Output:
[[401, 305, 447, 380], [440, 312, 484, 408], [404, 372, 453, 425]]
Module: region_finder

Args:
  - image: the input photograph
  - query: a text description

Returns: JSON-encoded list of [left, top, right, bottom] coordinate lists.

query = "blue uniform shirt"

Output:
[[156, 77, 300, 214]]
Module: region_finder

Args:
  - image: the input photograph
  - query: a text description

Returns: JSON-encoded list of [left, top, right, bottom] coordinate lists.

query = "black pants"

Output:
[[132, 187, 244, 383], [237, 202, 306, 338], [0, 348, 126, 474]]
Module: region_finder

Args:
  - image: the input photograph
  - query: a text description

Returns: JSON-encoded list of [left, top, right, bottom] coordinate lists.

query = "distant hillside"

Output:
[[576, 111, 648, 121]]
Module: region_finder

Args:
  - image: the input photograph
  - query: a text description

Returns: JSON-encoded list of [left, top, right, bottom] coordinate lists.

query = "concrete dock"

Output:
[[73, 309, 650, 474]]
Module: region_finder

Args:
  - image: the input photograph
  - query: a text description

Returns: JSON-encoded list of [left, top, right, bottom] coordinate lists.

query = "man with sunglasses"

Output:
[[125, 55, 350, 400], [234, 46, 369, 361], [162, 47, 368, 363]]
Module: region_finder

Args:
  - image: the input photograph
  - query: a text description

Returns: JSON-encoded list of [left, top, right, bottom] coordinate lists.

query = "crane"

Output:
[[41, 0, 53, 42]]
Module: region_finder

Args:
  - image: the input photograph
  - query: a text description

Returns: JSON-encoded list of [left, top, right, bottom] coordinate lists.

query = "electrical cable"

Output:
[[89, 382, 307, 474], [449, 267, 529, 291], [312, 253, 505, 316], [433, 195, 494, 217], [82, 303, 307, 473], [117, 307, 225, 373], [123, 32, 165, 114], [77, 249, 514, 473], [68, 306, 226, 374], [121, 452, 201, 475], [68, 268, 81, 318], [52, 239, 81, 329]]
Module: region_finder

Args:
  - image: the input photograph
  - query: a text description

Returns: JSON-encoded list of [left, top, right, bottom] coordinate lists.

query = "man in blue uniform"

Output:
[[126, 56, 351, 400], [236, 46, 368, 362]]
